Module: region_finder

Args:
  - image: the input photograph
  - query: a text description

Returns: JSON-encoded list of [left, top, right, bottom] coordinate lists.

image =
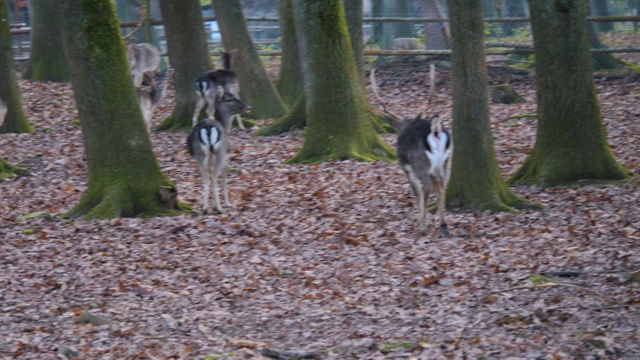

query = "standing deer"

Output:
[[187, 88, 249, 213], [127, 43, 161, 87], [370, 65, 453, 236], [192, 51, 247, 130], [0, 97, 6, 128], [137, 70, 171, 130]]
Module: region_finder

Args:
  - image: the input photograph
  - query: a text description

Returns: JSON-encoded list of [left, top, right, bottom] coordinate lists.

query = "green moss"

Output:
[[0, 158, 30, 180], [256, 95, 306, 136]]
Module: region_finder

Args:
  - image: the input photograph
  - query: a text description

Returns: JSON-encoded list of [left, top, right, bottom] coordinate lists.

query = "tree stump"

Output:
[[490, 85, 525, 104]]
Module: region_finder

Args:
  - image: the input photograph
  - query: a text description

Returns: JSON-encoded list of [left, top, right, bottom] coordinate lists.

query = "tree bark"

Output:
[[212, 0, 287, 119], [274, 0, 303, 107], [23, 0, 69, 82], [380, 0, 414, 49], [155, 0, 212, 131], [510, 0, 629, 187], [421, 0, 450, 49], [0, 0, 32, 134], [588, 22, 624, 70], [288, 0, 394, 163], [446, 0, 531, 211], [343, 0, 364, 79], [59, 0, 181, 218]]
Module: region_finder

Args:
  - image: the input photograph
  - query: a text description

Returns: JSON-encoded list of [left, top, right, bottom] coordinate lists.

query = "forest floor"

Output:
[[1, 56, 639, 359]]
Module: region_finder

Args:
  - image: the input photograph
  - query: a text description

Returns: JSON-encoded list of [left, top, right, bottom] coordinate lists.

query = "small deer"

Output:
[[192, 51, 248, 130], [187, 87, 249, 213], [0, 97, 6, 128], [391, 38, 418, 50], [127, 43, 161, 87], [137, 70, 171, 130], [370, 65, 453, 236]]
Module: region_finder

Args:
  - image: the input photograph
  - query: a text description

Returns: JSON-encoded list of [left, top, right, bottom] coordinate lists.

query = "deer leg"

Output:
[[404, 165, 428, 234], [192, 97, 206, 127], [434, 180, 450, 237]]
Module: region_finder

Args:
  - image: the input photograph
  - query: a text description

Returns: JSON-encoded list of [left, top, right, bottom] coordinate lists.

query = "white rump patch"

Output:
[[426, 131, 451, 179]]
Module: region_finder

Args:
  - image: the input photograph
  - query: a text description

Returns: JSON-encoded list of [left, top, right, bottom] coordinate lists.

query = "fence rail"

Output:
[[10, 16, 640, 61]]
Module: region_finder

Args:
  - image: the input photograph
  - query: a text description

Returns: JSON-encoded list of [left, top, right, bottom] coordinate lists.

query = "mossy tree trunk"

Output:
[[212, 0, 287, 119], [156, 0, 212, 131], [446, 0, 531, 212], [509, 0, 629, 187], [274, 0, 303, 107], [588, 23, 623, 70], [0, 0, 32, 134], [343, 0, 364, 80], [23, 0, 69, 82], [287, 0, 395, 163], [59, 0, 181, 218]]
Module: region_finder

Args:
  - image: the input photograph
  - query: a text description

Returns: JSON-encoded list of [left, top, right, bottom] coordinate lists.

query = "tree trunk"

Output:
[[588, 22, 624, 70], [422, 0, 450, 49], [288, 0, 394, 163], [380, 0, 414, 49], [590, 0, 614, 32], [59, 0, 181, 218], [155, 0, 212, 131], [510, 0, 629, 187], [501, 0, 527, 36], [0, 0, 32, 134], [212, 0, 287, 119], [446, 0, 531, 211], [23, 0, 69, 82], [274, 0, 303, 107], [343, 0, 364, 79]]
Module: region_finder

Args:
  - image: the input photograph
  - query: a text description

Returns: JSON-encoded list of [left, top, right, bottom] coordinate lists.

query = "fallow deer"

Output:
[[127, 43, 161, 88], [137, 70, 172, 130], [370, 65, 453, 236], [187, 88, 249, 213], [192, 51, 248, 130]]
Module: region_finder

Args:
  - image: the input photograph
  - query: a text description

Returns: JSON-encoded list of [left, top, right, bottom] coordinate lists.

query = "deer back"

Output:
[[127, 43, 161, 73]]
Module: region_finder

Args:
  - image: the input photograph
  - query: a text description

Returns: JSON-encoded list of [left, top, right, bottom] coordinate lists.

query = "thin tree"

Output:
[[288, 0, 394, 163], [509, 0, 629, 186], [23, 0, 69, 82], [59, 0, 181, 218], [156, 0, 213, 131], [446, 0, 531, 211], [0, 0, 31, 134], [211, 0, 287, 119]]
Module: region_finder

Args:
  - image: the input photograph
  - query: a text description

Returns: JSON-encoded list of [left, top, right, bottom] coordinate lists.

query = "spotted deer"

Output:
[[370, 65, 453, 236]]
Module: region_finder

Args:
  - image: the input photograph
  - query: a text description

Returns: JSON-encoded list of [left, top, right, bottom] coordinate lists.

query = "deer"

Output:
[[0, 97, 6, 128], [187, 87, 249, 214], [137, 70, 172, 130], [192, 51, 248, 130], [370, 64, 453, 236], [127, 42, 161, 87]]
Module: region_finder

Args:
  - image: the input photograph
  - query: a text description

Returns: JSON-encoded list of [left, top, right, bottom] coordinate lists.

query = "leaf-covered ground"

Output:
[[1, 64, 639, 359]]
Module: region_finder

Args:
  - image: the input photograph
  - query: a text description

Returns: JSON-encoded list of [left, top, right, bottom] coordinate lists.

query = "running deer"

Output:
[[127, 43, 161, 87], [0, 97, 6, 128], [192, 51, 248, 130], [370, 65, 453, 236], [137, 70, 171, 130], [187, 88, 249, 213]]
